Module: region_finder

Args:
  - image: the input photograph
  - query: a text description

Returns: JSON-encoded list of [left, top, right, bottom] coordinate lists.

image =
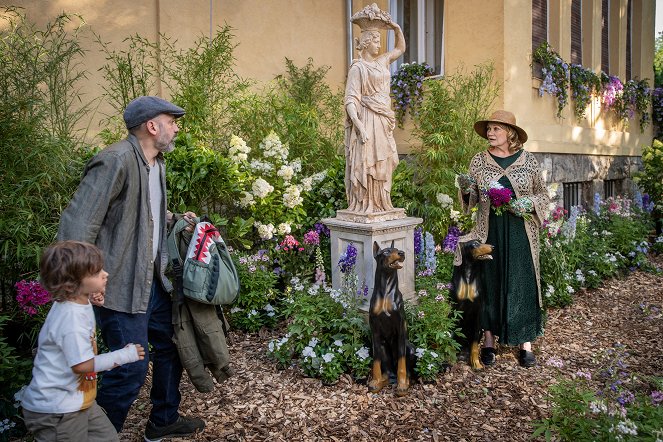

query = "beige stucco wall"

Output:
[[2, 0, 655, 156], [2, 0, 349, 137], [439, 0, 654, 158]]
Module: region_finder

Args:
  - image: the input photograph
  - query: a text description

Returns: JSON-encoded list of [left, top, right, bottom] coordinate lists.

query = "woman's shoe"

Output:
[[480, 347, 496, 366], [519, 350, 536, 368]]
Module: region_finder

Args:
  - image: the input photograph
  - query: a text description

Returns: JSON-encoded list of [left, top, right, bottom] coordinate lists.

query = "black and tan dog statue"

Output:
[[451, 240, 494, 369], [368, 241, 415, 396]]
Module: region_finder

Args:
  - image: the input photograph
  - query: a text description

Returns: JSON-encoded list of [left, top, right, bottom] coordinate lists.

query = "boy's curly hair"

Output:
[[39, 241, 104, 302]]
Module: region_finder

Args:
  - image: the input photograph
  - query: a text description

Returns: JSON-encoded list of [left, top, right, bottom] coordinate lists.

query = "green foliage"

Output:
[[533, 344, 663, 441], [267, 275, 370, 383], [0, 8, 93, 287], [403, 63, 499, 242], [406, 275, 462, 380], [0, 316, 32, 440], [227, 251, 279, 332], [634, 140, 663, 217], [654, 31, 663, 88], [159, 27, 250, 146], [228, 58, 344, 175], [95, 33, 158, 143], [540, 198, 655, 309], [96, 26, 250, 146], [569, 64, 601, 120]]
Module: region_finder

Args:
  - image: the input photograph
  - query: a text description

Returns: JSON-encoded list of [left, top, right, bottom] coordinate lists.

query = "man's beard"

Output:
[[156, 135, 176, 153]]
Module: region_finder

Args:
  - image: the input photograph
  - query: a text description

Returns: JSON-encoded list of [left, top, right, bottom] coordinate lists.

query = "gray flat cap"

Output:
[[123, 96, 185, 129]]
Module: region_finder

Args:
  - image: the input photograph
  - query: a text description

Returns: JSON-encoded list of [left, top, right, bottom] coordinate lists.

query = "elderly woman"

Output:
[[344, 18, 404, 213], [456, 110, 549, 368]]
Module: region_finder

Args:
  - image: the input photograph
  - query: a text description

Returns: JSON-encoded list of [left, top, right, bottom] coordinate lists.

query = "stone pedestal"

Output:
[[321, 215, 423, 306]]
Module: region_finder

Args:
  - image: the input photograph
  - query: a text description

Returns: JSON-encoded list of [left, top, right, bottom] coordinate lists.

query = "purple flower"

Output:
[[314, 222, 330, 237], [617, 390, 635, 405], [303, 230, 320, 246], [414, 227, 423, 256], [487, 187, 513, 208], [15, 280, 52, 316], [442, 226, 461, 253], [651, 390, 663, 405], [338, 243, 357, 274]]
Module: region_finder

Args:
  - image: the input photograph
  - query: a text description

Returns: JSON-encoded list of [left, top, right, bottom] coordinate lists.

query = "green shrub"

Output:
[[407, 276, 462, 380], [0, 8, 92, 291], [227, 250, 279, 332], [405, 63, 500, 242], [0, 316, 32, 441], [228, 58, 344, 176]]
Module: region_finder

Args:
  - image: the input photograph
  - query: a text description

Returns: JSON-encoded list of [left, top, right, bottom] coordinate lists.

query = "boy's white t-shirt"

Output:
[[20, 300, 98, 414]]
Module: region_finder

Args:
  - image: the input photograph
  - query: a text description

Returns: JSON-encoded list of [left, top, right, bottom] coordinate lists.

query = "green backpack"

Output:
[[167, 216, 240, 305]]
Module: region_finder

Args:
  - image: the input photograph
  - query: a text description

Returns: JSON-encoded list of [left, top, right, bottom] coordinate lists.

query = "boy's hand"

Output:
[[89, 292, 105, 306], [127, 343, 146, 361]]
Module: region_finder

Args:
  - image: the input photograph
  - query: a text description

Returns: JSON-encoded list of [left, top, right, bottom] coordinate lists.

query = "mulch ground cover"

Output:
[[119, 256, 663, 441]]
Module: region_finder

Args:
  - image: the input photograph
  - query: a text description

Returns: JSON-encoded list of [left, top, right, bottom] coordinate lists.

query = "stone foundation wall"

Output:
[[533, 153, 643, 209]]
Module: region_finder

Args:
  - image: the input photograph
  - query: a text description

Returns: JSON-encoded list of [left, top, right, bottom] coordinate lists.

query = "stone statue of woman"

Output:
[[344, 4, 405, 216]]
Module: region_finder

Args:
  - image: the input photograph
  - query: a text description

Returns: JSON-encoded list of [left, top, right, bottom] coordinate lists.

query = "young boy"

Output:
[[20, 241, 145, 441]]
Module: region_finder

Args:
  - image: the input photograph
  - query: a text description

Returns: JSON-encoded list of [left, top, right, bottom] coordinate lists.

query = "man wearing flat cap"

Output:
[[58, 96, 204, 440]]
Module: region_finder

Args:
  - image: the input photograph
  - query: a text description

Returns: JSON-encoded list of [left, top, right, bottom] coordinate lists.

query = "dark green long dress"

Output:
[[481, 150, 543, 346]]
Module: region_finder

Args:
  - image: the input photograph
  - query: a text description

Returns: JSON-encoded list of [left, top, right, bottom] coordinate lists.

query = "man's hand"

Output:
[[183, 211, 197, 232]]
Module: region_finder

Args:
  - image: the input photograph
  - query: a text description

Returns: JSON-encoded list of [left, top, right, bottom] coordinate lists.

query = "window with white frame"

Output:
[[388, 0, 444, 76]]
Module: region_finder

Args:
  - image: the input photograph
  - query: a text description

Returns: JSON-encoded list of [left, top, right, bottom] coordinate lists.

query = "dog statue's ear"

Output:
[[373, 241, 380, 256], [390, 240, 395, 249]]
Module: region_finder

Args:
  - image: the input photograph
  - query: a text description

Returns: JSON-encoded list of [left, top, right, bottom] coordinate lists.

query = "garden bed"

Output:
[[118, 255, 663, 442]]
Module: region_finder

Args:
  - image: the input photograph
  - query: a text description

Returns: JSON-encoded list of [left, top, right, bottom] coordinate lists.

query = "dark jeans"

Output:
[[95, 281, 182, 432]]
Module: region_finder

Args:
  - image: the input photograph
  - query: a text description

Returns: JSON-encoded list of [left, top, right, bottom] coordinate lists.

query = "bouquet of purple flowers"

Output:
[[481, 181, 513, 215]]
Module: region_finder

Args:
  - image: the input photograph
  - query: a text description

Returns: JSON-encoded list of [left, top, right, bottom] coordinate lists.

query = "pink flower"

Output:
[[303, 230, 320, 246], [487, 187, 513, 207], [481, 182, 513, 215], [279, 235, 300, 250], [14, 280, 52, 316]]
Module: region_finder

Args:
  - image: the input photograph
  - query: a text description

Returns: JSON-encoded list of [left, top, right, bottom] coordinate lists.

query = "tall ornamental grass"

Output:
[[0, 8, 93, 291]]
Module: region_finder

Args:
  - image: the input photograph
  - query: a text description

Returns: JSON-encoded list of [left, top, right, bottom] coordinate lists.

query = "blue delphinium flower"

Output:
[[338, 243, 357, 274], [633, 191, 643, 210], [593, 192, 602, 215], [423, 232, 437, 273]]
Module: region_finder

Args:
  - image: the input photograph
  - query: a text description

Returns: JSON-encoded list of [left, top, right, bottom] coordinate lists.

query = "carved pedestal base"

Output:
[[321, 215, 423, 309], [335, 208, 406, 223]]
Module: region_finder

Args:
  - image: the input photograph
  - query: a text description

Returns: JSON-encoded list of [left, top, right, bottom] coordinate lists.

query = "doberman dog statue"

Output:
[[451, 240, 494, 369], [368, 240, 414, 396]]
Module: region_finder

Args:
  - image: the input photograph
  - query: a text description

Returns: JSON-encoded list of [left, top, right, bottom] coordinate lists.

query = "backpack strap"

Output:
[[167, 217, 197, 269], [167, 216, 202, 310]]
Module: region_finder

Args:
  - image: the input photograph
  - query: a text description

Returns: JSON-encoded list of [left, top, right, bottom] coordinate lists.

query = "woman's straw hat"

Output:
[[473, 110, 528, 144]]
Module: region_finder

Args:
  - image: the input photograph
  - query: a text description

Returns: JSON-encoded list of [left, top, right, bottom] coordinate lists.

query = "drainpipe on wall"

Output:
[[347, 0, 353, 70], [156, 0, 162, 96]]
